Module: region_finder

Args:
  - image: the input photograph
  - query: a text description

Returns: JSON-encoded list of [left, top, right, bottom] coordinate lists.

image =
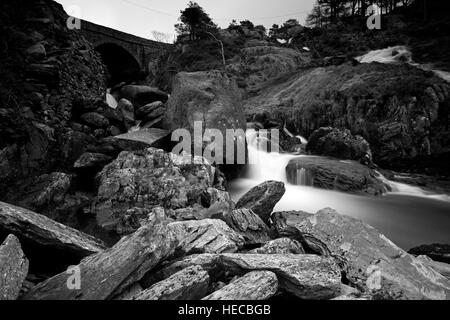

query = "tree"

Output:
[[175, 1, 218, 41]]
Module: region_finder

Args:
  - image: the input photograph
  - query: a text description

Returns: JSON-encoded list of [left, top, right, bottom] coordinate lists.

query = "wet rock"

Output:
[[136, 101, 165, 120], [74, 152, 113, 170], [22, 221, 177, 300], [168, 219, 245, 255], [286, 157, 388, 196], [249, 238, 305, 254], [119, 85, 169, 109], [306, 127, 372, 163], [235, 181, 286, 224], [0, 201, 105, 261], [0, 235, 29, 300], [223, 209, 271, 245], [80, 112, 109, 128], [409, 244, 450, 264], [293, 208, 450, 300], [117, 99, 135, 130], [94, 148, 215, 232], [134, 266, 209, 300], [203, 271, 278, 300]]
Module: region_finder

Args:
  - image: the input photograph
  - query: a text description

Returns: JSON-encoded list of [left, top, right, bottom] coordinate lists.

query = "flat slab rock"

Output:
[[0, 201, 105, 259], [0, 235, 29, 300], [114, 128, 169, 147], [223, 209, 271, 245], [168, 219, 245, 255], [235, 181, 286, 224], [203, 271, 278, 300], [22, 222, 177, 300], [134, 265, 209, 300], [292, 208, 450, 300]]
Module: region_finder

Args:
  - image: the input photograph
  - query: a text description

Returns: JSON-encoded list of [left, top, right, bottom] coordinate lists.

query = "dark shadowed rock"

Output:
[[0, 235, 29, 300], [22, 221, 177, 300], [223, 209, 271, 245], [117, 98, 135, 130], [293, 208, 450, 300], [0, 201, 105, 259], [203, 271, 278, 300], [249, 238, 305, 254], [286, 157, 388, 196], [119, 85, 169, 108], [74, 153, 113, 169], [409, 244, 450, 264], [168, 219, 245, 255], [134, 266, 209, 300], [235, 181, 286, 224], [80, 112, 110, 128]]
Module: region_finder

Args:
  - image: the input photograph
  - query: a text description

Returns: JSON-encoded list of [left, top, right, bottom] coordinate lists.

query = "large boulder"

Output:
[[235, 181, 286, 224], [94, 148, 216, 232], [286, 156, 388, 196], [165, 70, 246, 144], [22, 221, 177, 300], [0, 235, 29, 300], [306, 127, 372, 163], [289, 208, 450, 300], [222, 209, 271, 245]]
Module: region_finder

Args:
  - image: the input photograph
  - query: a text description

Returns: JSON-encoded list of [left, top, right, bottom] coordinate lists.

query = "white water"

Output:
[[229, 129, 450, 249], [356, 45, 450, 82]]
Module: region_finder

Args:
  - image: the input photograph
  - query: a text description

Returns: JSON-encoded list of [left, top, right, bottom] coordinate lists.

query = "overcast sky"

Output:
[[56, 0, 316, 41]]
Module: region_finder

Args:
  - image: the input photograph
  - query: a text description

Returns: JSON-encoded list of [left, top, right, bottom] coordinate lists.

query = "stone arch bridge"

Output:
[[80, 20, 172, 85]]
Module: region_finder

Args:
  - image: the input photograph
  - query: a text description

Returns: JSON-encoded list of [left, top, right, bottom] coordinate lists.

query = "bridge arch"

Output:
[[94, 42, 143, 87]]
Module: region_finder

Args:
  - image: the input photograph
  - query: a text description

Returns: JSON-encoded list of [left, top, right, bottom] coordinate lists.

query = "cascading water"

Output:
[[229, 128, 450, 249]]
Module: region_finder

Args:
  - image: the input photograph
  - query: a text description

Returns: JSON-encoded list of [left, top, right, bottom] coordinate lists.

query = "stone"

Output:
[[134, 266, 210, 300], [0, 235, 29, 300], [119, 85, 168, 109], [117, 98, 135, 130], [249, 238, 305, 254], [235, 181, 286, 224], [74, 152, 113, 169], [223, 209, 271, 245], [94, 148, 215, 232], [136, 101, 165, 120], [203, 271, 278, 300], [409, 244, 450, 264], [168, 219, 245, 255], [26, 43, 46, 60], [286, 157, 388, 196], [22, 221, 177, 300], [80, 112, 109, 128], [292, 208, 450, 300], [114, 128, 169, 148], [0, 201, 106, 261]]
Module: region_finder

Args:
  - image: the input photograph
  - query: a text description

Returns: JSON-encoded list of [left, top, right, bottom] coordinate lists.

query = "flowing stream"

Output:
[[229, 130, 450, 250]]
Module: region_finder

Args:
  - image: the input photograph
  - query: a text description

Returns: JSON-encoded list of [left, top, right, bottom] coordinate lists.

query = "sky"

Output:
[[56, 0, 316, 42]]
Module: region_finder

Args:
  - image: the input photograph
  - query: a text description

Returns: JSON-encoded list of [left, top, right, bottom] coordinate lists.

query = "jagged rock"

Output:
[[94, 148, 215, 232], [203, 271, 278, 300], [134, 266, 209, 300], [286, 157, 388, 196], [117, 99, 135, 130], [292, 208, 450, 300], [0, 201, 105, 260], [119, 85, 168, 108], [249, 238, 305, 254], [165, 70, 246, 144], [136, 101, 165, 121], [223, 209, 271, 245], [235, 181, 286, 224], [271, 211, 316, 246], [168, 219, 245, 255], [22, 221, 177, 300], [113, 283, 143, 300], [74, 152, 113, 169], [409, 244, 450, 264], [0, 235, 29, 300], [80, 112, 110, 128], [306, 127, 373, 163], [416, 256, 450, 281]]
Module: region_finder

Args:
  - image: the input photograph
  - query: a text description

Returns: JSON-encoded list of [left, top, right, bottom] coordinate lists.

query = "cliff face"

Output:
[[0, 0, 106, 194]]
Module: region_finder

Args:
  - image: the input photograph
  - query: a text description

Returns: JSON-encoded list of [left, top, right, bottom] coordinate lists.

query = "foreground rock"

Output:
[[409, 244, 450, 264], [286, 157, 387, 196], [0, 202, 105, 260], [94, 148, 216, 232], [168, 219, 245, 255], [23, 222, 177, 300], [291, 208, 450, 299], [222, 209, 271, 245], [0, 235, 29, 300], [306, 127, 372, 163], [203, 271, 278, 300], [235, 181, 286, 224], [249, 238, 305, 254], [134, 266, 209, 300]]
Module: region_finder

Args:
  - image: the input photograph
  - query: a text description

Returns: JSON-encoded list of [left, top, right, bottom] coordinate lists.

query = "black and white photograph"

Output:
[[0, 0, 450, 309]]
